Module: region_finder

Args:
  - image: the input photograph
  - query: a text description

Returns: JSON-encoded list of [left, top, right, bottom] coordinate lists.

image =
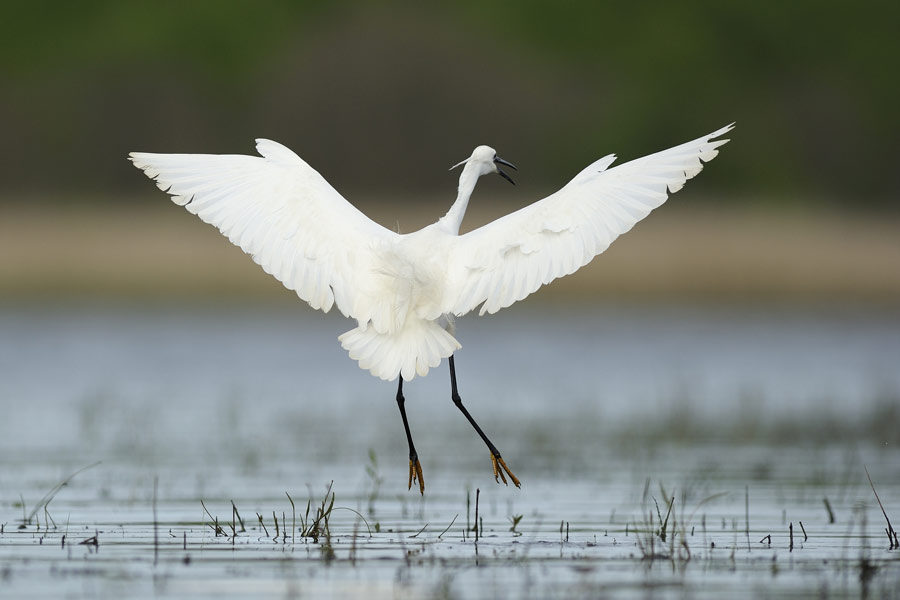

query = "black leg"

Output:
[[449, 356, 521, 488], [396, 378, 424, 494]]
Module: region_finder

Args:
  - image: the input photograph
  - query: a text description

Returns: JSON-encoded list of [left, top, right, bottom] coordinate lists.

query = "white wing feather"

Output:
[[446, 124, 734, 316], [129, 139, 400, 325]]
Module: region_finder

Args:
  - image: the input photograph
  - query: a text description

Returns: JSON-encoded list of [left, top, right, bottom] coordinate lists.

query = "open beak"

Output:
[[494, 156, 517, 185]]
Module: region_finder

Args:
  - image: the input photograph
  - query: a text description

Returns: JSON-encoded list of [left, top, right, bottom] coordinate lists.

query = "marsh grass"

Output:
[[2, 479, 899, 599], [2, 446, 899, 598], [632, 481, 734, 565], [508, 514, 523, 536], [865, 467, 899, 550], [199, 480, 377, 551], [17, 462, 100, 531], [364, 449, 384, 516], [611, 394, 900, 447]]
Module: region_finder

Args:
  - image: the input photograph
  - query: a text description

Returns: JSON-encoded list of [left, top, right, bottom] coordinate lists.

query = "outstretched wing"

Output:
[[446, 124, 733, 316], [130, 139, 400, 323]]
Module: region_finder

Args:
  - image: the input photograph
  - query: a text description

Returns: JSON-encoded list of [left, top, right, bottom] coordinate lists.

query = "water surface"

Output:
[[1, 304, 898, 598]]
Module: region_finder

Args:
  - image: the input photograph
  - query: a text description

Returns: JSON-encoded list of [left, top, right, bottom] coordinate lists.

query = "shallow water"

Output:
[[1, 304, 899, 598]]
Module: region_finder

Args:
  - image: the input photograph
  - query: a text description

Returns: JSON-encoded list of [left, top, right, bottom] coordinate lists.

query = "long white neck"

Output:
[[438, 161, 482, 235]]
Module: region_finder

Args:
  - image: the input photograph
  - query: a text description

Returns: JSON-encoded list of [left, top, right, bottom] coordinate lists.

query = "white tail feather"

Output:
[[339, 320, 461, 381]]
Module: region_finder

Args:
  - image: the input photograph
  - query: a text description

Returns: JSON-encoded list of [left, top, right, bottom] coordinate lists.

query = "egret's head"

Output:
[[449, 145, 517, 185]]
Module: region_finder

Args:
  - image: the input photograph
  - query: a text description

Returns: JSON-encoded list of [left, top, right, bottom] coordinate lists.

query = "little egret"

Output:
[[130, 123, 733, 493]]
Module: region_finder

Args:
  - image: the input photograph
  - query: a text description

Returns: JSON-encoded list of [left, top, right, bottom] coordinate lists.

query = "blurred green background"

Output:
[[1, 0, 898, 302]]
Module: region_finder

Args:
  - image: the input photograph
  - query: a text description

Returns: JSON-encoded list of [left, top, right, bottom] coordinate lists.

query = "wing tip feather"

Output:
[[255, 138, 303, 165]]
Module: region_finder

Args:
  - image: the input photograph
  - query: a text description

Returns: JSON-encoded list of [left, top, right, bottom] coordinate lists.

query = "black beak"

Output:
[[493, 156, 517, 185]]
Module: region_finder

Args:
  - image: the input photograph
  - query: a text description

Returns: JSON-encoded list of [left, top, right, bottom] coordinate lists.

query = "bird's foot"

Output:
[[408, 458, 425, 495], [490, 453, 521, 488]]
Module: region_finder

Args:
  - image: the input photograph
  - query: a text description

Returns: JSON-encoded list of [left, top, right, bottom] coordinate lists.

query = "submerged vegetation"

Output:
[[610, 391, 900, 448]]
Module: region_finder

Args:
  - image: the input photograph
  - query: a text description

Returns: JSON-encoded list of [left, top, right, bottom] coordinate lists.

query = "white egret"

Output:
[[130, 123, 733, 493]]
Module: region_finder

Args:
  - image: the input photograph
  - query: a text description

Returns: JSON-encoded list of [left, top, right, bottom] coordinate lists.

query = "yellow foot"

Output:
[[408, 458, 425, 495], [490, 454, 521, 488]]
